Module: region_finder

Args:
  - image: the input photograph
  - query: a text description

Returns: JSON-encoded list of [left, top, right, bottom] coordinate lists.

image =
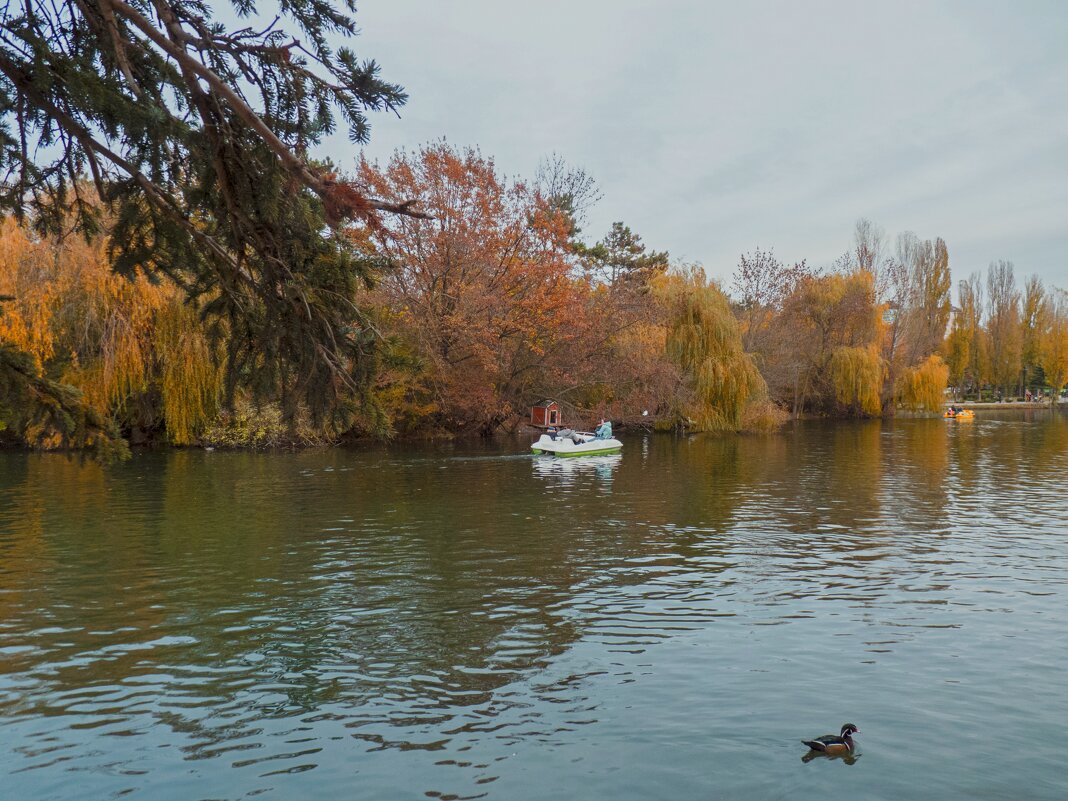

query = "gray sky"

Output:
[[332, 0, 1068, 289]]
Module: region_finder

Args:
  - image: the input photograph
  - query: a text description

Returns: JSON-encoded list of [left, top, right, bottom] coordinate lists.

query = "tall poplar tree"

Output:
[[986, 261, 1022, 396], [1020, 275, 1048, 393], [944, 276, 984, 399]]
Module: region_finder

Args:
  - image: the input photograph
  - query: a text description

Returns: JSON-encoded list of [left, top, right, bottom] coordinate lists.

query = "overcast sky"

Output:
[[330, 0, 1068, 289]]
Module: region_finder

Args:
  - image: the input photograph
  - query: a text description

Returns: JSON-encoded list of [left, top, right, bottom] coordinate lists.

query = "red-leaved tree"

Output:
[[357, 143, 587, 433]]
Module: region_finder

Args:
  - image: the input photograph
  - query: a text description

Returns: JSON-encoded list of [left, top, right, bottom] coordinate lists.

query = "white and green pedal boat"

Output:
[[531, 430, 623, 457]]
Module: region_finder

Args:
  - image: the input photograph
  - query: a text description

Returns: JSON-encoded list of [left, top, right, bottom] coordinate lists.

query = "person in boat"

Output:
[[557, 427, 582, 444], [594, 419, 613, 440]]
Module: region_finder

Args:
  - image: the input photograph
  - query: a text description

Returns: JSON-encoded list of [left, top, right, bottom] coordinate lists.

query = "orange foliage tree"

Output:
[[1040, 289, 1068, 403], [0, 214, 219, 446], [357, 144, 587, 433]]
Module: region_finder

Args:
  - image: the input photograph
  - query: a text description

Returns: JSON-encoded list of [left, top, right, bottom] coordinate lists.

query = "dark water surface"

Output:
[[2, 413, 1067, 800]]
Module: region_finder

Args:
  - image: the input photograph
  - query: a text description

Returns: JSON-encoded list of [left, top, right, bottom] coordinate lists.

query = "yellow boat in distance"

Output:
[[944, 408, 974, 419]]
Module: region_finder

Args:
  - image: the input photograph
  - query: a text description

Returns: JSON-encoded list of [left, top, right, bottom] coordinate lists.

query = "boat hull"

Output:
[[531, 433, 622, 457]]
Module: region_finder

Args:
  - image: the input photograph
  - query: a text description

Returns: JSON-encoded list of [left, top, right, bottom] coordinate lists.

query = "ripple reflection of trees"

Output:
[[4, 418, 1064, 755]]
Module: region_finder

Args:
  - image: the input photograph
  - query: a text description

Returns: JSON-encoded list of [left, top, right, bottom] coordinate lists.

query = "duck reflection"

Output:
[[801, 751, 861, 765]]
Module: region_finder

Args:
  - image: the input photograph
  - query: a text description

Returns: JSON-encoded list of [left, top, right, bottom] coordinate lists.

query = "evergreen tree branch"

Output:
[[0, 1, 422, 434], [110, 0, 427, 219], [0, 49, 246, 282]]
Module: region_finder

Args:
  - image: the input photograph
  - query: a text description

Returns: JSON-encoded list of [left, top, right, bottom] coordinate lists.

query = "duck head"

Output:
[[840, 723, 859, 737]]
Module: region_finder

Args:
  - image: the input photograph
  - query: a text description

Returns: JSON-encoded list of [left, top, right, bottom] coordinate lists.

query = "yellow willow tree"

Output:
[[829, 345, 884, 416], [896, 354, 950, 412], [0, 213, 220, 446], [1039, 289, 1068, 405], [153, 298, 222, 444], [0, 217, 55, 368], [0, 217, 124, 453], [771, 269, 884, 417], [658, 268, 770, 432]]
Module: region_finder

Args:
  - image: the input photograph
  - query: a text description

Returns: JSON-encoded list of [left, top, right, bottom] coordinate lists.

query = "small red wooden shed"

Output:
[[530, 399, 560, 428]]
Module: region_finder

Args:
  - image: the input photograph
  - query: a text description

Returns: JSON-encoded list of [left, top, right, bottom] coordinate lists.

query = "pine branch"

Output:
[[110, 0, 426, 221]]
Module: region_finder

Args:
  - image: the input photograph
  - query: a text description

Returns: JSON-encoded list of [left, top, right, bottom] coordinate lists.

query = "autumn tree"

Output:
[[1020, 275, 1048, 393], [873, 236, 910, 406], [874, 230, 951, 411], [1, 215, 124, 453], [772, 270, 883, 417], [986, 260, 1022, 396], [731, 248, 811, 354], [964, 273, 989, 396], [0, 212, 219, 447], [829, 345, 884, 416], [1039, 289, 1068, 405], [0, 0, 420, 431], [906, 235, 951, 409], [555, 219, 677, 422], [944, 275, 985, 398], [896, 354, 950, 412], [357, 143, 579, 434], [902, 234, 951, 360], [658, 268, 770, 432]]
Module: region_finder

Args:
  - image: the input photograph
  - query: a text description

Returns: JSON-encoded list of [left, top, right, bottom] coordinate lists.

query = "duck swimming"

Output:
[[802, 723, 859, 756]]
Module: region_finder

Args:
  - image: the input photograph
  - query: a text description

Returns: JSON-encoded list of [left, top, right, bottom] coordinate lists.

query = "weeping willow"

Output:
[[63, 285, 221, 444], [155, 298, 222, 445], [829, 345, 883, 416], [1, 212, 221, 447], [895, 354, 949, 412], [67, 292, 155, 415], [660, 269, 767, 432]]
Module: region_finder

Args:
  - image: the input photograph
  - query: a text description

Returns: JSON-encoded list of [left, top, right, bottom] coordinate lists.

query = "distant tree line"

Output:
[[2, 4, 1066, 453], [733, 221, 1068, 415], [0, 144, 783, 448], [6, 149, 1066, 455], [944, 262, 1068, 402]]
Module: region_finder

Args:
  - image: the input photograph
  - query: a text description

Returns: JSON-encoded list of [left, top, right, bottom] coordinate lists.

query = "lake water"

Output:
[[1, 412, 1067, 800]]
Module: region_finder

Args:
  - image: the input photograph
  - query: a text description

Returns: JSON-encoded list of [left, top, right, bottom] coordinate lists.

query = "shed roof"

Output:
[[533, 399, 558, 408]]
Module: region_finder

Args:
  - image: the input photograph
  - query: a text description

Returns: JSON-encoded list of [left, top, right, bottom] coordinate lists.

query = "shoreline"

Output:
[[944, 401, 1059, 410], [3, 406, 1064, 457]]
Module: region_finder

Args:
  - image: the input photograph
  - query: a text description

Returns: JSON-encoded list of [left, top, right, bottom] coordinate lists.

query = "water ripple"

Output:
[[1, 414, 1067, 799]]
